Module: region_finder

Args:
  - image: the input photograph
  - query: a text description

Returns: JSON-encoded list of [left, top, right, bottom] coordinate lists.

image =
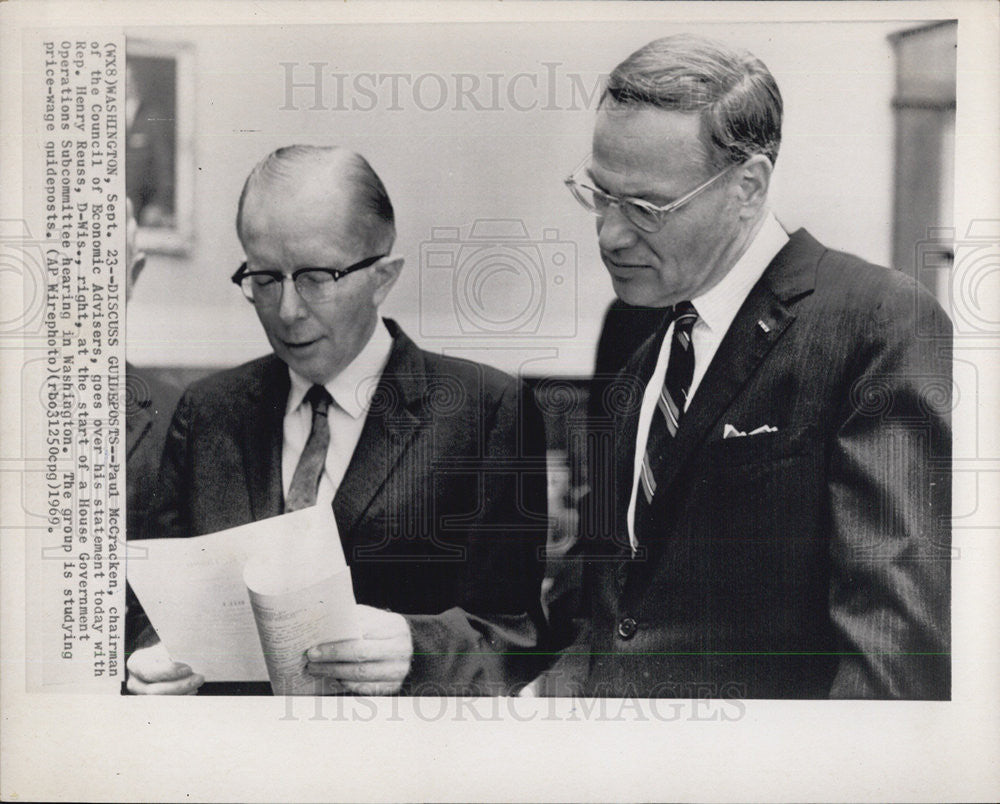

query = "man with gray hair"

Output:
[[126, 145, 548, 695], [552, 34, 951, 698]]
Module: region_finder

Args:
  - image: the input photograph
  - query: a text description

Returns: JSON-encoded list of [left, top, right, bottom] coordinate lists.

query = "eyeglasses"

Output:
[[564, 158, 737, 233], [231, 254, 387, 305]]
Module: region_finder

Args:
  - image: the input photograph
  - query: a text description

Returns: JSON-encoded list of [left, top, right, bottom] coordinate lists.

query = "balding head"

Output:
[[236, 145, 395, 257]]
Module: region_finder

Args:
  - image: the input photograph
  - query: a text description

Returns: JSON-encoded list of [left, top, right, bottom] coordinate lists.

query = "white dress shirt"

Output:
[[626, 212, 790, 551], [281, 320, 393, 510]]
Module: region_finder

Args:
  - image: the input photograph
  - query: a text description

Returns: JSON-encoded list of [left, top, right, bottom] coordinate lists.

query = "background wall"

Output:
[[127, 20, 912, 377]]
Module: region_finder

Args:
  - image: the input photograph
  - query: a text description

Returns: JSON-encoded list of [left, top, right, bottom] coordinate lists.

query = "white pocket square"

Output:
[[723, 423, 778, 439]]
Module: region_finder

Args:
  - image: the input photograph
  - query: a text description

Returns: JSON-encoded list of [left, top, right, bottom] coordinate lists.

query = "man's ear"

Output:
[[371, 257, 404, 307], [735, 154, 773, 219]]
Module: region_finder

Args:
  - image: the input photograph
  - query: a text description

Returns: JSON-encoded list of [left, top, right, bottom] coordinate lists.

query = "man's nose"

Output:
[[277, 276, 308, 323], [597, 205, 639, 253]]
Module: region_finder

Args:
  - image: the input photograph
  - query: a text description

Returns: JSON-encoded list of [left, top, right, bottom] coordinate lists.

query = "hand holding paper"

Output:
[[243, 539, 360, 696], [128, 505, 361, 694], [305, 604, 413, 695], [126, 640, 205, 695]]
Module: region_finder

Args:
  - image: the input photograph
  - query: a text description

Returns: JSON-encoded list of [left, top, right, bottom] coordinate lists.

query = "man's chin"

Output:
[[274, 346, 331, 385], [610, 275, 662, 308], [287, 363, 331, 386]]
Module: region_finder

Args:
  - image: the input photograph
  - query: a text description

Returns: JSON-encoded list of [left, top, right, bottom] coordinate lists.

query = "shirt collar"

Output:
[[286, 318, 394, 419], [691, 211, 789, 332]]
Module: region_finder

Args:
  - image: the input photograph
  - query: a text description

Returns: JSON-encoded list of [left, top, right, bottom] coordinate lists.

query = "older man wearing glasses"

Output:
[[126, 145, 548, 695], [550, 34, 952, 699]]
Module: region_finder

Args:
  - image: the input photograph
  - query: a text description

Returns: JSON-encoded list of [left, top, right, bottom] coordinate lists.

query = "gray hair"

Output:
[[601, 34, 782, 171], [236, 144, 395, 252]]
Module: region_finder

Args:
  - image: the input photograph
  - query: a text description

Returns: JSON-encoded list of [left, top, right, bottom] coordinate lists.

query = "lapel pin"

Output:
[[757, 319, 771, 333]]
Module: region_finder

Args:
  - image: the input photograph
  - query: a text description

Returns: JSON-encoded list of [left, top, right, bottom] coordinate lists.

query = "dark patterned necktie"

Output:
[[635, 301, 698, 519], [284, 384, 333, 512]]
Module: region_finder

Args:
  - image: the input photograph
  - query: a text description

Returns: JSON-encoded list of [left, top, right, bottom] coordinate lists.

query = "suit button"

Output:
[[617, 617, 637, 640]]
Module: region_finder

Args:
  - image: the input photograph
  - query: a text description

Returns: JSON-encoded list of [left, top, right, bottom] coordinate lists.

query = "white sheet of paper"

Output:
[[244, 545, 362, 694], [127, 505, 357, 682]]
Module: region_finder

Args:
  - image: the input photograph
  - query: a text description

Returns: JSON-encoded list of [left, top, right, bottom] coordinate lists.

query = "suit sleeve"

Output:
[[826, 280, 952, 699], [528, 561, 592, 697], [151, 388, 196, 540], [403, 379, 549, 695]]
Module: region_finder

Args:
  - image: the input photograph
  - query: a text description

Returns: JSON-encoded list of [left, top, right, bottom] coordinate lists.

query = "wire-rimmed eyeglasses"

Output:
[[564, 157, 738, 233]]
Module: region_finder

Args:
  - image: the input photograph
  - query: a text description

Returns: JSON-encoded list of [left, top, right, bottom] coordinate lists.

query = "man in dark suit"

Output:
[[549, 34, 951, 699], [126, 146, 548, 695]]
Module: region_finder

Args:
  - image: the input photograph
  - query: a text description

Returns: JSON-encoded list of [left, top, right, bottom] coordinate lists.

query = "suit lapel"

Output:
[[242, 356, 289, 521], [630, 229, 823, 516], [652, 282, 796, 496], [126, 404, 153, 461], [125, 364, 153, 460], [333, 324, 424, 539], [613, 324, 670, 543]]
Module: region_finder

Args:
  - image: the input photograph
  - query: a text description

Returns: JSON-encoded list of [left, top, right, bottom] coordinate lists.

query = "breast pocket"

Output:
[[701, 424, 815, 468], [683, 424, 825, 548], [676, 426, 827, 599]]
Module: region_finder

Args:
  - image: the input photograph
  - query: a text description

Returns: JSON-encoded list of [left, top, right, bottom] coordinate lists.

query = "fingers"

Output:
[[305, 643, 410, 695], [307, 635, 410, 664], [126, 643, 205, 695], [304, 607, 412, 695], [130, 653, 194, 683], [306, 659, 409, 683], [340, 680, 404, 696], [126, 667, 205, 695]]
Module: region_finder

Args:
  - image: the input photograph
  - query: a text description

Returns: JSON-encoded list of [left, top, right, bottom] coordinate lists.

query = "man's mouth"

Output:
[[283, 337, 321, 350], [604, 256, 651, 275]]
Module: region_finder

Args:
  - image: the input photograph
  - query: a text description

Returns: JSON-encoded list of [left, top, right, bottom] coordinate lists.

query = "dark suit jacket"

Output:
[[125, 363, 182, 539], [554, 229, 951, 699], [593, 299, 670, 390], [141, 320, 549, 694]]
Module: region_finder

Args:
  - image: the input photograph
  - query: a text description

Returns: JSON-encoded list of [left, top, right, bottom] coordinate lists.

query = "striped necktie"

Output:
[[284, 384, 333, 512], [636, 301, 698, 518]]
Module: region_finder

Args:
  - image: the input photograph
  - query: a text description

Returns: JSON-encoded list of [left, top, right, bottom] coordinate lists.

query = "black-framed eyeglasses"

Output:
[[564, 156, 739, 233], [231, 254, 387, 305]]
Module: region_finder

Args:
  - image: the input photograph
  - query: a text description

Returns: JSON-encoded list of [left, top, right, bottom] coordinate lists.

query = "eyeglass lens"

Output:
[[571, 183, 660, 232], [241, 269, 338, 304]]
